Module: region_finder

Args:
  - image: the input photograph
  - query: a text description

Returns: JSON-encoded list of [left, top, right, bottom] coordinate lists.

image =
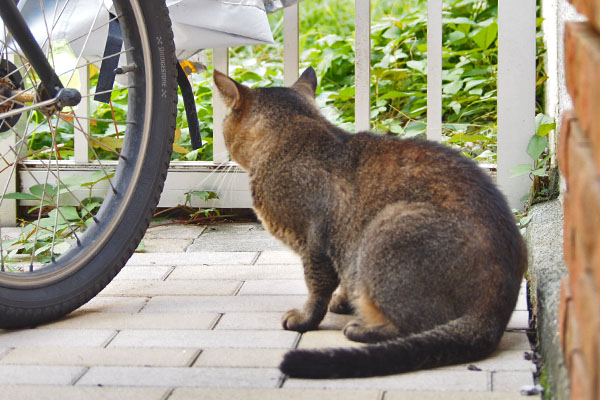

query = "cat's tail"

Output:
[[279, 315, 502, 379]]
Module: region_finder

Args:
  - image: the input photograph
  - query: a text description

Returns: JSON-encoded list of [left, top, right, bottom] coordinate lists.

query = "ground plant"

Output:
[[23, 0, 549, 166]]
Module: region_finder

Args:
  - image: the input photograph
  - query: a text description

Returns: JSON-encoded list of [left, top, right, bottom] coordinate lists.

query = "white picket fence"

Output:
[[11, 0, 536, 223]]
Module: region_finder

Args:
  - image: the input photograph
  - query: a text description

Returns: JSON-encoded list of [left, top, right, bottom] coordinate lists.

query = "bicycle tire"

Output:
[[0, 0, 177, 328]]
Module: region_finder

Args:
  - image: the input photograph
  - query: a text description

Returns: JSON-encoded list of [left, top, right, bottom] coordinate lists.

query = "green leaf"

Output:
[[526, 135, 548, 161], [48, 206, 80, 223], [52, 241, 72, 255], [389, 124, 405, 134], [447, 134, 491, 143], [2, 192, 40, 201], [510, 164, 532, 177], [531, 168, 546, 176], [535, 113, 556, 137], [472, 22, 498, 50], [189, 191, 218, 202], [30, 184, 57, 199], [443, 80, 463, 95], [406, 60, 426, 74]]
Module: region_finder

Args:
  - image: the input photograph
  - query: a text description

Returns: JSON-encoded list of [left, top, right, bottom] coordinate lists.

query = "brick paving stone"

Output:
[[284, 369, 489, 391], [78, 296, 148, 313], [443, 350, 536, 372], [108, 329, 299, 349], [144, 224, 206, 239], [383, 392, 524, 399], [142, 295, 305, 313], [215, 310, 351, 331], [99, 279, 241, 297], [41, 312, 218, 330], [214, 312, 284, 330], [507, 310, 530, 330], [139, 238, 193, 253], [77, 366, 283, 388], [170, 388, 382, 400], [238, 280, 308, 296], [515, 289, 528, 311], [497, 332, 532, 351], [297, 330, 365, 349], [168, 265, 304, 280], [214, 312, 376, 332], [255, 251, 302, 264], [113, 266, 173, 280], [126, 252, 257, 266], [0, 347, 10, 359], [189, 224, 286, 252], [491, 371, 536, 392], [0, 365, 85, 385], [0, 347, 197, 367], [0, 329, 114, 348], [194, 348, 287, 368], [0, 385, 169, 400]]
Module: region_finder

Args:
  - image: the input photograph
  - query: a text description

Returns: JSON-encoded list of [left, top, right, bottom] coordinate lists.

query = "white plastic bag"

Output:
[[167, 0, 274, 59], [1, 0, 275, 60]]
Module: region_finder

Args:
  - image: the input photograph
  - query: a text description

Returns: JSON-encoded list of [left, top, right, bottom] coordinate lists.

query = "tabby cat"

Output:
[[213, 67, 527, 379]]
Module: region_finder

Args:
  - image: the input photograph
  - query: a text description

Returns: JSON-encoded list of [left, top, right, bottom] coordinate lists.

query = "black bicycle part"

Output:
[[177, 62, 202, 150], [95, 13, 123, 104], [0, 0, 177, 329], [0, 0, 64, 100], [0, 58, 24, 132]]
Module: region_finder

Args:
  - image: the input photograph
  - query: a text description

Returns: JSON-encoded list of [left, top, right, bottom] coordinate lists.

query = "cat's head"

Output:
[[213, 67, 320, 170]]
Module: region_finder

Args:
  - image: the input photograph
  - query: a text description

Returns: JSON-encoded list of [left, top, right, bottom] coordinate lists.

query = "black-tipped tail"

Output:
[[280, 317, 501, 379]]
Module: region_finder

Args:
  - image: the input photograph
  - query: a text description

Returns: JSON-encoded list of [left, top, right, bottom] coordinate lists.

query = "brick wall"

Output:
[[558, 1, 600, 399]]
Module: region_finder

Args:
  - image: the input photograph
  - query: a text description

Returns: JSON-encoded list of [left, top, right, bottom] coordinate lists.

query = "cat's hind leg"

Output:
[[343, 291, 400, 343]]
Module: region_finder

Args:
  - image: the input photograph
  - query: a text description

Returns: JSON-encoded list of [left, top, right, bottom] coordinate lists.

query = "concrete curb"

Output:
[[526, 199, 570, 399]]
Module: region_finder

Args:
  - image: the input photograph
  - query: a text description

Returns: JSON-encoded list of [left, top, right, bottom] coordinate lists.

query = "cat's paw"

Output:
[[328, 294, 353, 314], [343, 319, 399, 343], [342, 320, 365, 341], [282, 309, 317, 332]]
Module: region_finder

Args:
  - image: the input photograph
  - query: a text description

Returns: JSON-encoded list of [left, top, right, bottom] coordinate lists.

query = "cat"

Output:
[[213, 67, 527, 379]]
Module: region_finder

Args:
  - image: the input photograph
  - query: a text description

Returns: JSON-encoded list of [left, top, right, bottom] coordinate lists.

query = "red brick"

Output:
[[593, 234, 600, 294], [564, 23, 580, 117], [573, 274, 600, 394], [559, 277, 573, 352], [565, 293, 582, 370], [571, 351, 595, 400], [563, 192, 579, 281], [568, 0, 600, 34], [577, 177, 600, 269], [558, 111, 576, 181], [564, 22, 600, 161], [563, 120, 600, 286], [597, 335, 600, 400]]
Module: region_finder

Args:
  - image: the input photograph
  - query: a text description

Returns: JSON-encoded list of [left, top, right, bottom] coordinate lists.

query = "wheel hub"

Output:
[[0, 59, 25, 132]]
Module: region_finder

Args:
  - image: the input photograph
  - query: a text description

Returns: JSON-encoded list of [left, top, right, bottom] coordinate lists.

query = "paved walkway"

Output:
[[0, 223, 538, 399]]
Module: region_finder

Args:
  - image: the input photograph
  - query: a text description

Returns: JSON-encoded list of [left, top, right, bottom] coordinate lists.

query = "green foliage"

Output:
[[1, 171, 113, 264], [171, 0, 546, 164], [24, 0, 548, 167]]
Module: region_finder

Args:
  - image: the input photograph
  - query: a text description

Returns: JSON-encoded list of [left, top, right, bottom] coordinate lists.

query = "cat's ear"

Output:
[[292, 67, 317, 99], [213, 70, 248, 110]]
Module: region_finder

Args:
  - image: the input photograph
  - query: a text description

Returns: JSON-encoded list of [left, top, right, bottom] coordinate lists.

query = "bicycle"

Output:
[[0, 0, 178, 328]]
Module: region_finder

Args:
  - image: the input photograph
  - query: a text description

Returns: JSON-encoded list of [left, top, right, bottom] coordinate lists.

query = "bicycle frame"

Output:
[[0, 0, 64, 99]]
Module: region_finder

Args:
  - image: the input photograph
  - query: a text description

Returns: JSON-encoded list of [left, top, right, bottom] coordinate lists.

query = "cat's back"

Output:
[[347, 133, 502, 211]]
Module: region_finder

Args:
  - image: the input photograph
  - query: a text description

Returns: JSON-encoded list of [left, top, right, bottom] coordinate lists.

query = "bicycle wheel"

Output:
[[0, 0, 177, 328]]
